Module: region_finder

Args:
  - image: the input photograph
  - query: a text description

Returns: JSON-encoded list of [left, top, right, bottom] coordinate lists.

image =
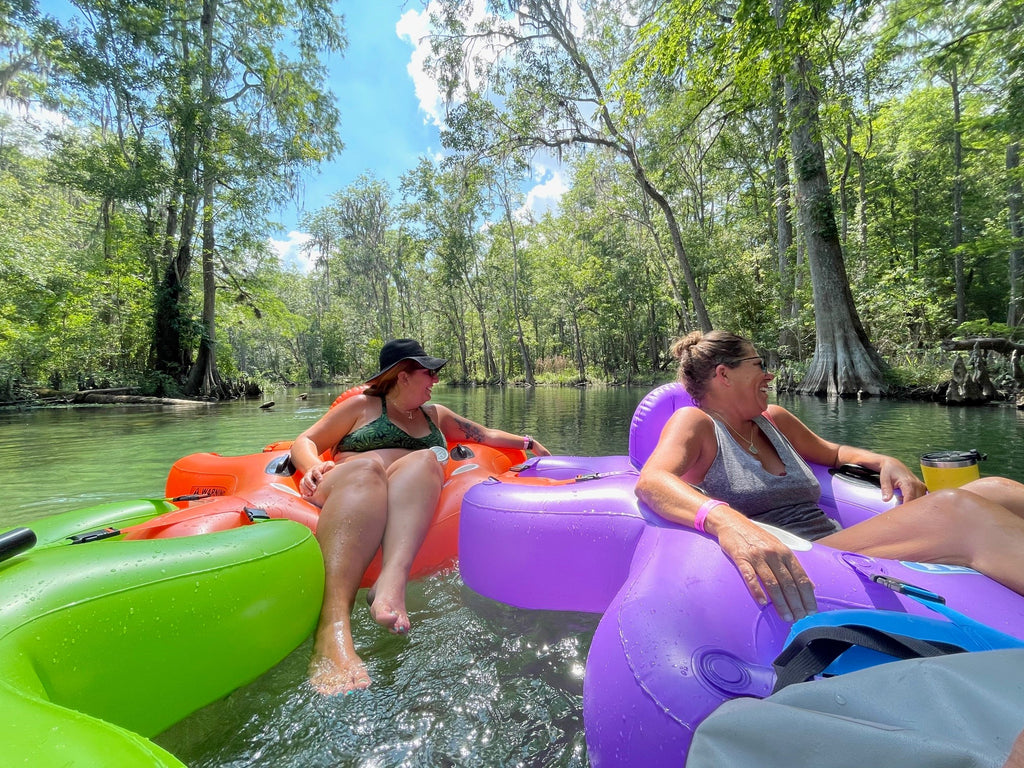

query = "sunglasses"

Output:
[[732, 356, 768, 372]]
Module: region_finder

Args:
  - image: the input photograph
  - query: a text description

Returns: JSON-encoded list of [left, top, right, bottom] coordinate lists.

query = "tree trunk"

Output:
[[632, 171, 712, 332], [153, 193, 197, 379], [639, 194, 689, 332], [772, 73, 798, 358], [1008, 141, 1024, 328], [570, 310, 585, 382], [950, 67, 966, 325], [502, 190, 535, 385], [478, 305, 497, 382], [184, 165, 225, 397], [152, 66, 200, 381], [785, 54, 888, 396], [441, 288, 470, 381], [184, 0, 225, 399]]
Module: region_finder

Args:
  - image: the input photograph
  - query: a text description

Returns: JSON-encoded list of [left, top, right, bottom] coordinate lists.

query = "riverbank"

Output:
[[0, 388, 216, 409], [5, 344, 1024, 411], [4, 381, 1022, 411]]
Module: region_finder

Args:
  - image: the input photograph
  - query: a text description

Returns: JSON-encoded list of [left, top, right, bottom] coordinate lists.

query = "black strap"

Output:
[[68, 526, 121, 544], [771, 624, 966, 694]]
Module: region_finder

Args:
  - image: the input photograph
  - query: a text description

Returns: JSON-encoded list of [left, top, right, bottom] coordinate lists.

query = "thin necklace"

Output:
[[708, 411, 759, 455], [387, 397, 416, 421]]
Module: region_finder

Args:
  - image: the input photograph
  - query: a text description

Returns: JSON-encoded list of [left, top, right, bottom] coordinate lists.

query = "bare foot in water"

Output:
[[308, 620, 372, 695], [366, 582, 411, 634]]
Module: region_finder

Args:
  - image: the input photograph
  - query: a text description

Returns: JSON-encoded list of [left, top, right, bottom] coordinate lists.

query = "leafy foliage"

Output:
[[1, 0, 1023, 399]]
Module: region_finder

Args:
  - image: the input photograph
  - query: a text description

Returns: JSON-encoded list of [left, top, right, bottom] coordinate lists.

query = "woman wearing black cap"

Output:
[[290, 338, 550, 695]]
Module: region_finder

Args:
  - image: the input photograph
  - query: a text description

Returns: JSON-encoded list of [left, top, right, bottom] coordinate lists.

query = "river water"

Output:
[[1, 386, 1021, 766]]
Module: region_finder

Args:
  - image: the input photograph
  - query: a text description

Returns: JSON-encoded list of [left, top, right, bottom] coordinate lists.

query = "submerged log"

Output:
[[69, 392, 209, 406]]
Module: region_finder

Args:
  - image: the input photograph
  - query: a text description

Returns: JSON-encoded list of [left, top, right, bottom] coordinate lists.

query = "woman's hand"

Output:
[[529, 439, 551, 457], [878, 457, 928, 502], [715, 519, 817, 622], [299, 460, 336, 498]]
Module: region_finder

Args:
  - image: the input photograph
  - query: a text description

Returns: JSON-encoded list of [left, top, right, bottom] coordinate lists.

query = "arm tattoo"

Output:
[[454, 417, 485, 442]]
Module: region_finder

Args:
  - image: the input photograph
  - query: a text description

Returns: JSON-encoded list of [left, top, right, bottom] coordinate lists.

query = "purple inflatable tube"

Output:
[[457, 383, 1024, 766]]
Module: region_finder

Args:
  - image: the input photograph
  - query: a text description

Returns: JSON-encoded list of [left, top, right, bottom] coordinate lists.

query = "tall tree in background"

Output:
[[489, 159, 537, 385], [45, 0, 344, 396], [402, 157, 499, 381], [306, 175, 404, 346], [636, 0, 888, 393], [1010, 138, 1024, 328], [988, 0, 1024, 328], [764, 0, 889, 394], [771, 73, 799, 350], [430, 0, 714, 332], [907, 0, 990, 326]]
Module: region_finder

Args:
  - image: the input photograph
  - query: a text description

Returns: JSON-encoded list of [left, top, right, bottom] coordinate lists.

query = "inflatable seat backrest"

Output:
[[629, 382, 697, 470]]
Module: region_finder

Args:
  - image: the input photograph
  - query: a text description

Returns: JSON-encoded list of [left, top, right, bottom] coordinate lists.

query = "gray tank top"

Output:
[[698, 415, 838, 541]]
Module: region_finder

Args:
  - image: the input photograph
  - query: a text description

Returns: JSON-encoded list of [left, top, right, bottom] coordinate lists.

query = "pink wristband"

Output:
[[694, 499, 726, 533]]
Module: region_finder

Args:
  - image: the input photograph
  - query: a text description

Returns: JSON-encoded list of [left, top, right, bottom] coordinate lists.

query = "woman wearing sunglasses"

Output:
[[636, 330, 1024, 624], [290, 338, 549, 695]]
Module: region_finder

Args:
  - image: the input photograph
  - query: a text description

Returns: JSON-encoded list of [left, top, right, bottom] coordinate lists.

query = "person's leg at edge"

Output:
[[367, 450, 444, 634], [821, 487, 1024, 596], [307, 457, 389, 695], [1003, 727, 1024, 768], [958, 476, 1024, 519]]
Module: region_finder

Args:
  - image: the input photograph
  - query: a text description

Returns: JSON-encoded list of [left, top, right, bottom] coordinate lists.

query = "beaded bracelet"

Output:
[[694, 499, 726, 534], [523, 434, 534, 451]]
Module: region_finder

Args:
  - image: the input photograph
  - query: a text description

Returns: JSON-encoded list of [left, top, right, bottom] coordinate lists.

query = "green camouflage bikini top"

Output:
[[337, 393, 446, 454]]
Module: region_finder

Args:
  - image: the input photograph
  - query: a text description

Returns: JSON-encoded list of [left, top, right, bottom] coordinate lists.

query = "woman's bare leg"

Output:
[[959, 476, 1024, 519], [307, 457, 389, 695], [367, 450, 443, 634], [821, 487, 1024, 596]]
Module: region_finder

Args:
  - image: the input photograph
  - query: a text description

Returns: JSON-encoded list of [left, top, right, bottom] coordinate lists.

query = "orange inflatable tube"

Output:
[[129, 385, 525, 587]]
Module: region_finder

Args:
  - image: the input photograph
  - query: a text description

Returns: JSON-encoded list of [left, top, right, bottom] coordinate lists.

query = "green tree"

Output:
[[430, 0, 714, 332], [43, 0, 344, 396]]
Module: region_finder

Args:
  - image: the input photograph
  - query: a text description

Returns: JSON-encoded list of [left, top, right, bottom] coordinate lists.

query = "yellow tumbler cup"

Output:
[[920, 450, 986, 491]]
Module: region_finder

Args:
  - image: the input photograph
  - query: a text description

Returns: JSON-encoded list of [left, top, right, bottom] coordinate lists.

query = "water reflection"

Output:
[[778, 395, 1023, 479], [3, 387, 1019, 526]]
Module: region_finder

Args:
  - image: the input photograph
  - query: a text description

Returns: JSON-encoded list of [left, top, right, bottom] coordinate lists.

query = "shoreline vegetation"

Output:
[[5, 336, 1023, 411]]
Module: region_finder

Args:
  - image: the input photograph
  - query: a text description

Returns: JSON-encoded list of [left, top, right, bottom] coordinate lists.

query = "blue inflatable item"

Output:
[[780, 591, 1024, 682]]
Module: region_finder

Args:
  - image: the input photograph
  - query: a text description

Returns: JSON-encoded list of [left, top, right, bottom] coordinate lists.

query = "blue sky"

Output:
[[276, 4, 439, 232], [269, 2, 442, 269], [271, 1, 569, 271]]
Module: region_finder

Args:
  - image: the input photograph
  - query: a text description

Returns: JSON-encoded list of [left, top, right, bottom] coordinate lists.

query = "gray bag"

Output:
[[687, 650, 1024, 768]]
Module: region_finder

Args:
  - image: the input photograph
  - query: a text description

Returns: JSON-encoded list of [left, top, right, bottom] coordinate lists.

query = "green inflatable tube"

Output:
[[0, 499, 325, 767]]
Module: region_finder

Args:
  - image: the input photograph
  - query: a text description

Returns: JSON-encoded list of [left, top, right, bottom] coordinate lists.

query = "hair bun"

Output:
[[671, 331, 704, 360]]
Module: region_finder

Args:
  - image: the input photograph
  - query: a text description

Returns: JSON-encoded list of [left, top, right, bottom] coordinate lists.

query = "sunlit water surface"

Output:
[[0, 386, 1021, 766]]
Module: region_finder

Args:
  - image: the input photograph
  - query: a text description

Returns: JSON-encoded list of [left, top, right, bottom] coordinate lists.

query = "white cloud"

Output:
[[269, 231, 318, 274], [1, 98, 67, 128], [394, 6, 568, 222], [396, 0, 495, 127], [520, 163, 567, 219], [396, 6, 444, 126]]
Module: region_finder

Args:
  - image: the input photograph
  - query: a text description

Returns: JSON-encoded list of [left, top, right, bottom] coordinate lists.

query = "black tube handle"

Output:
[[0, 527, 38, 563]]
